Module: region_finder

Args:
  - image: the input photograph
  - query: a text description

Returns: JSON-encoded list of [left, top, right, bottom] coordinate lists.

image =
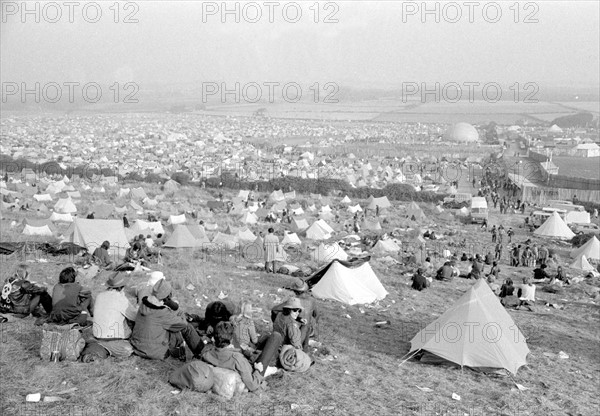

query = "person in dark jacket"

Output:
[[411, 268, 430, 291], [0, 264, 52, 318], [272, 297, 304, 349], [49, 267, 93, 326], [468, 255, 484, 279], [436, 262, 455, 281], [130, 280, 204, 360]]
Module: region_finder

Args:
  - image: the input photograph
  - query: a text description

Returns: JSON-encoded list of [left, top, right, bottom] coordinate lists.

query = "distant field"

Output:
[[201, 100, 598, 124], [551, 156, 600, 180]]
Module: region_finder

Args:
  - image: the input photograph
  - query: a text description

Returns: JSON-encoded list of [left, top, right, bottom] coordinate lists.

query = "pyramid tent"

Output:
[[347, 204, 363, 214], [163, 224, 200, 248], [63, 218, 129, 257], [307, 260, 388, 305], [409, 279, 530, 375], [311, 242, 348, 264], [569, 254, 595, 272], [236, 228, 257, 242], [54, 198, 77, 214], [571, 236, 600, 261], [341, 195, 351, 204], [533, 211, 575, 239], [367, 196, 391, 210], [282, 232, 302, 245], [406, 202, 426, 220], [306, 221, 332, 240], [372, 239, 401, 255]]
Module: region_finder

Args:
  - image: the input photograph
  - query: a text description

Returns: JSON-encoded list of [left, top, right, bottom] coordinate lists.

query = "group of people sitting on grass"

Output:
[[88, 236, 163, 272], [0, 264, 318, 391]]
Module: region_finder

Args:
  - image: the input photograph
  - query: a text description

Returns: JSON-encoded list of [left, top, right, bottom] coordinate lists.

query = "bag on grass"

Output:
[[169, 361, 214, 392], [40, 323, 85, 361], [211, 367, 247, 400]]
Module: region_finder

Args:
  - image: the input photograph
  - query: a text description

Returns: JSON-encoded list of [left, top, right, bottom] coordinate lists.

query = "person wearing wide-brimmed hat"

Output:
[[272, 297, 303, 350], [82, 273, 138, 362], [130, 280, 204, 360], [136, 271, 166, 306], [271, 278, 318, 352]]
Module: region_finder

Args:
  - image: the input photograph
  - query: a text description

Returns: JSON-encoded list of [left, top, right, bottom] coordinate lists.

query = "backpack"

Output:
[[39, 323, 85, 362]]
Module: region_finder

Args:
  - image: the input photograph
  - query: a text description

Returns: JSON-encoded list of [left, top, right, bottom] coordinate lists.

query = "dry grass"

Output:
[[1, 180, 599, 416]]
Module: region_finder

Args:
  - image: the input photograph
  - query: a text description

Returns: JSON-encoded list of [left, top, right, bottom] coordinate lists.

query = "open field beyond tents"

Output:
[[1, 184, 599, 416]]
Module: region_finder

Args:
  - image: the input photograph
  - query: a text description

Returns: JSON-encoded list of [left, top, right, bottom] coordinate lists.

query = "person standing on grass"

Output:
[[263, 227, 279, 273], [490, 225, 497, 243], [506, 227, 514, 243]]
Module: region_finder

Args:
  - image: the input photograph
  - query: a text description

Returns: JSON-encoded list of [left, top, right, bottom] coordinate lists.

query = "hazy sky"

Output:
[[1, 1, 599, 89]]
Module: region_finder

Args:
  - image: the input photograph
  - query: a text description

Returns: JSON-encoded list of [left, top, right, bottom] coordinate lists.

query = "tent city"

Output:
[[0, 2, 599, 415]]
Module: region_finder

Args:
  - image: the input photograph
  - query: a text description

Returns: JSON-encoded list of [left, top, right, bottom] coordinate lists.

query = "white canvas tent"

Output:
[[569, 254, 596, 272], [310, 261, 388, 305], [54, 198, 77, 214], [571, 236, 600, 261], [63, 218, 129, 257], [311, 242, 348, 264], [533, 211, 575, 239], [409, 279, 529, 375], [305, 221, 332, 240]]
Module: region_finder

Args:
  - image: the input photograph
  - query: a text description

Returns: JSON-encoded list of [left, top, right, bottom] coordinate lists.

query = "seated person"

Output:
[[468, 255, 484, 279], [436, 262, 455, 281], [460, 252, 468, 262], [84, 273, 138, 362], [484, 252, 494, 265], [136, 271, 167, 306], [130, 280, 204, 360], [422, 257, 434, 275], [124, 243, 149, 268], [553, 266, 570, 285], [271, 279, 318, 352], [499, 278, 515, 304], [201, 322, 283, 391], [533, 264, 550, 282], [92, 241, 114, 270], [411, 268, 430, 291], [49, 267, 93, 326], [486, 261, 500, 283], [232, 302, 258, 352], [0, 264, 52, 318], [516, 277, 536, 311], [272, 298, 304, 350]]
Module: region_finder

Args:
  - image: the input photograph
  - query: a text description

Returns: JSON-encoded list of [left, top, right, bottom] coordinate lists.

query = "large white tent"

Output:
[[309, 260, 388, 305]]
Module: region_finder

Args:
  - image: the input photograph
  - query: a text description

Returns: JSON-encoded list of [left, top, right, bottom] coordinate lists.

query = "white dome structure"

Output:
[[444, 123, 479, 142]]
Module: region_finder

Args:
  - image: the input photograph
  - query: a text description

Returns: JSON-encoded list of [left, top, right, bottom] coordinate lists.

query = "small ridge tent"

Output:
[[306, 259, 387, 305]]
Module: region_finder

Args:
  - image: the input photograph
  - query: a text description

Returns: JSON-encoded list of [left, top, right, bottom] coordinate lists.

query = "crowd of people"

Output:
[[0, 261, 319, 391]]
